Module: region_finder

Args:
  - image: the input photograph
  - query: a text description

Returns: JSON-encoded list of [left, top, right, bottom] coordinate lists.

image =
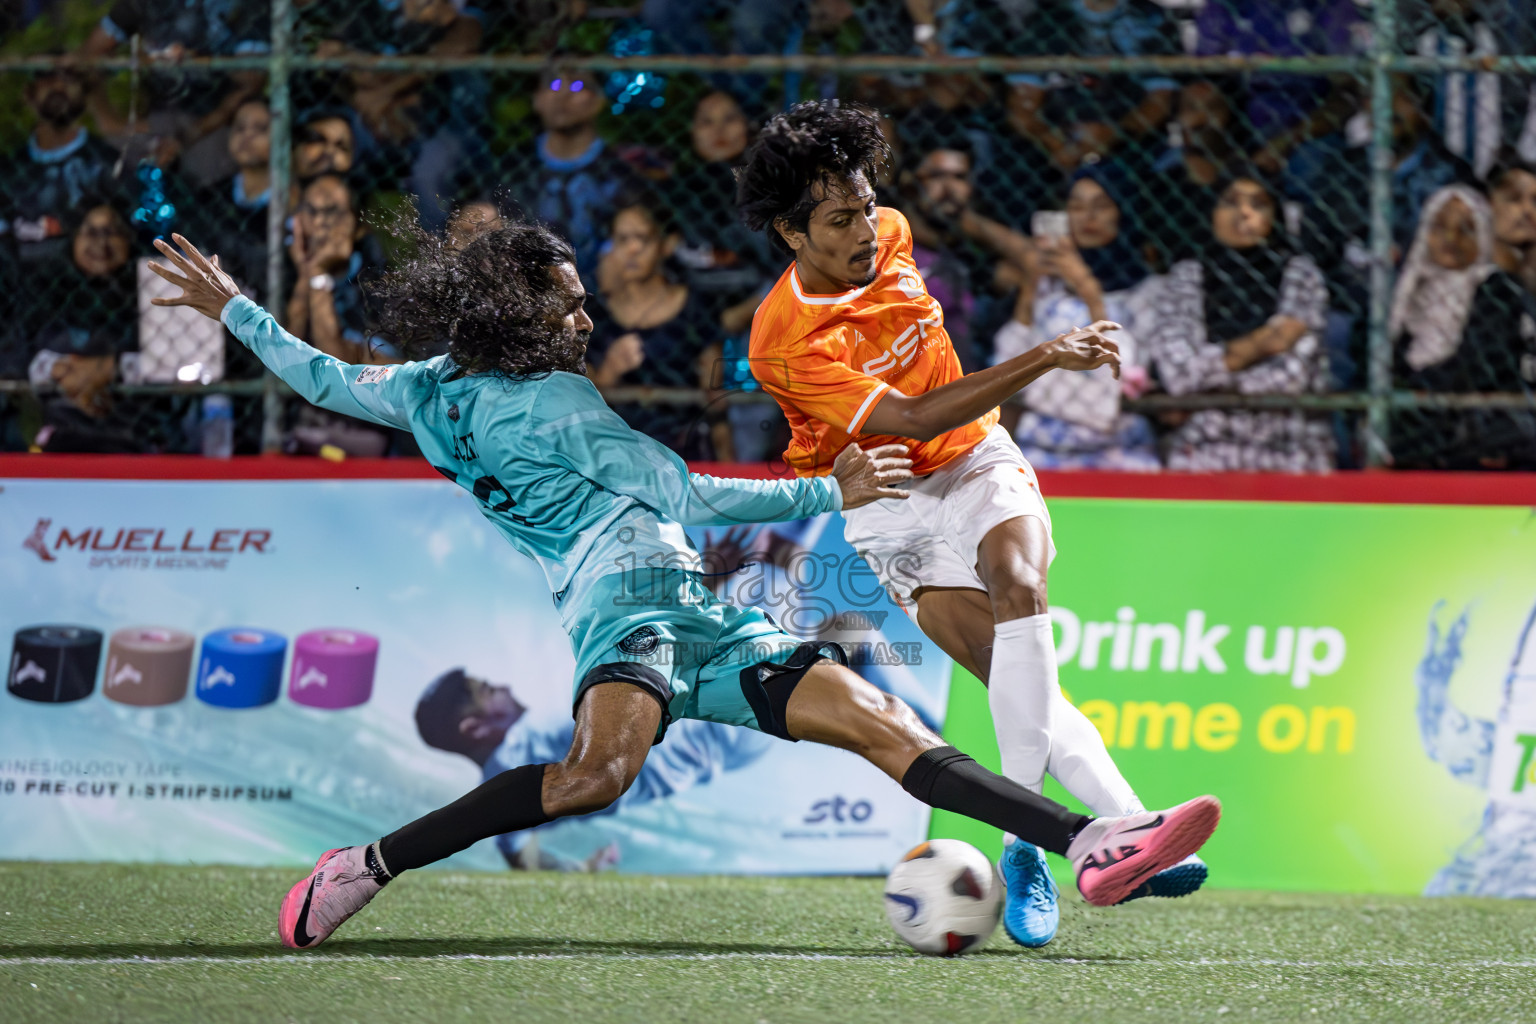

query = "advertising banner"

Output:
[[931, 498, 1536, 897], [6, 470, 1534, 896], [0, 478, 950, 875]]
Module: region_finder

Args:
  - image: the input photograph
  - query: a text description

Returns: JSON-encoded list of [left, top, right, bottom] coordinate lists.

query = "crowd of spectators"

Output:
[[1, 0, 1534, 471]]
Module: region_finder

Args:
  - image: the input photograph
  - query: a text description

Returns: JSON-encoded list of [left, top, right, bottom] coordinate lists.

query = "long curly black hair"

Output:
[[366, 215, 586, 380], [735, 100, 891, 257]]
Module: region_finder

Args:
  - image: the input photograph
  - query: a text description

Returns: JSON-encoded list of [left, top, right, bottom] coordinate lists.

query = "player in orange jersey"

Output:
[[737, 101, 1209, 946]]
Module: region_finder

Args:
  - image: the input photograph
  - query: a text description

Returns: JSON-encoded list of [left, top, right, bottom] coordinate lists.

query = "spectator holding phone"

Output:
[[993, 163, 1161, 471]]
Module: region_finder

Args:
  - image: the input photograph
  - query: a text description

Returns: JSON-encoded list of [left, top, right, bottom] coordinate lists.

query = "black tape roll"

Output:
[[9, 626, 103, 703]]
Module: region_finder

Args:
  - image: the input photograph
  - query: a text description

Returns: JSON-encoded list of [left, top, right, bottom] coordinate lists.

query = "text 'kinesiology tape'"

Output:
[[197, 628, 288, 709], [9, 626, 103, 703], [289, 630, 379, 709], [105, 627, 195, 707]]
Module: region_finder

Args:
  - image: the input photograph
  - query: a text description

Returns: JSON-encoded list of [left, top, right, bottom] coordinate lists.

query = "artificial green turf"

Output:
[[1, 863, 1533, 1024]]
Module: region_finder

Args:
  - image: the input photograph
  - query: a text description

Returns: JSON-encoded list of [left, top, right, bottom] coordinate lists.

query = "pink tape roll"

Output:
[[288, 629, 379, 709], [104, 627, 194, 707]]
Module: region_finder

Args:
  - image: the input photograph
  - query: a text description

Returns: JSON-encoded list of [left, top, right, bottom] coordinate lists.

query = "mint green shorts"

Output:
[[566, 568, 843, 741]]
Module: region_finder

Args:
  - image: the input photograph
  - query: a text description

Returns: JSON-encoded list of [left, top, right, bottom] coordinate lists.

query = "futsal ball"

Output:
[[883, 839, 1003, 955]]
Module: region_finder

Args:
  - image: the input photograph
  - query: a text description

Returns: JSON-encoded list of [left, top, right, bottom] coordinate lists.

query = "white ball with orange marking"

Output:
[[883, 839, 1003, 955]]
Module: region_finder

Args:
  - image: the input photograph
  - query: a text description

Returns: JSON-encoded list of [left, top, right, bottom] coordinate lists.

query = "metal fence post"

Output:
[[261, 0, 294, 453], [1365, 0, 1398, 467]]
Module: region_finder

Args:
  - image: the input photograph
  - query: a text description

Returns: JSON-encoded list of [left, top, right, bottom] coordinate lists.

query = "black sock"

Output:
[[901, 746, 1091, 857], [378, 763, 552, 874]]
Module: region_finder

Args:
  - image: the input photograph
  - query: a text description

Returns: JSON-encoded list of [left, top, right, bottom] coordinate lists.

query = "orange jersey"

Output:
[[749, 207, 996, 477]]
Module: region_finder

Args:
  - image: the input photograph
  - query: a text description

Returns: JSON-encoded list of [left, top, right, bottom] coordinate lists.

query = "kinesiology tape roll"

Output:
[[288, 629, 379, 709], [104, 627, 194, 707], [197, 628, 287, 709], [9, 626, 103, 704]]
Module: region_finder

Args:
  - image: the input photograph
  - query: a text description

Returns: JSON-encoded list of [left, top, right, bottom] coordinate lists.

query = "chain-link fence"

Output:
[[1, 0, 1533, 469]]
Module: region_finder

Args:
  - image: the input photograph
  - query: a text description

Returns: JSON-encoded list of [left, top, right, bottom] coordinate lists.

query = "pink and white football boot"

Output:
[[279, 845, 391, 949], [1069, 796, 1221, 907]]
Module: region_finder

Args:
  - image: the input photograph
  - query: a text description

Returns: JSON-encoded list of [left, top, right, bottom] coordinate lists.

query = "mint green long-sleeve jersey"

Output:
[[220, 296, 842, 625]]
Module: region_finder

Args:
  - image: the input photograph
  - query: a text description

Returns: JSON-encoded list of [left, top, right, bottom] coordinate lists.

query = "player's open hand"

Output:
[[832, 442, 913, 510], [147, 234, 243, 322], [1044, 320, 1122, 379]]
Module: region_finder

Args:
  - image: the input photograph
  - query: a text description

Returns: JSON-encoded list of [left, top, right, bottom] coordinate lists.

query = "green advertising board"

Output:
[[932, 497, 1536, 896]]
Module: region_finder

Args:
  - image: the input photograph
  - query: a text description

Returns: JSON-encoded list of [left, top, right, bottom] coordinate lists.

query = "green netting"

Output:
[[0, 0, 1533, 468]]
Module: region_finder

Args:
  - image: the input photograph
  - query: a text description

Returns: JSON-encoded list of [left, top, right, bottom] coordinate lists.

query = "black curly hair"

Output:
[[365, 215, 586, 380], [735, 100, 891, 257]]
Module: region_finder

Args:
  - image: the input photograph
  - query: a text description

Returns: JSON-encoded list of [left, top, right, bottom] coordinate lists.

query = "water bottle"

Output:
[[201, 394, 234, 459]]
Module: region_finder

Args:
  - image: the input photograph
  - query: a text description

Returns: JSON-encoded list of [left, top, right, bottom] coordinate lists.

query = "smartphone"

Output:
[[1031, 210, 1069, 239]]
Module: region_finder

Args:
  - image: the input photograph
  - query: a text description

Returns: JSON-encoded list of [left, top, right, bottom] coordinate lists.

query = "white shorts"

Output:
[[842, 425, 1055, 607]]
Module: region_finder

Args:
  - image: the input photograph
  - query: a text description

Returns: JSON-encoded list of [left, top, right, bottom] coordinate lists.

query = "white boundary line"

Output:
[[3, 953, 1536, 968]]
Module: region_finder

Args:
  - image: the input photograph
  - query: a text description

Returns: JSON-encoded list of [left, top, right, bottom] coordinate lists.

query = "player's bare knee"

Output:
[[544, 759, 629, 816], [969, 640, 993, 682], [858, 690, 932, 758], [991, 576, 1047, 621]]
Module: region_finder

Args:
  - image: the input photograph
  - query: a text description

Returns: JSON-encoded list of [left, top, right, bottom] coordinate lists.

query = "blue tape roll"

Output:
[[196, 628, 287, 709]]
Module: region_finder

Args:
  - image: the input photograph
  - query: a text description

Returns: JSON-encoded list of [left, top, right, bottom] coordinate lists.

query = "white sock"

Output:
[[989, 614, 1145, 849], [989, 614, 1057, 801], [1046, 693, 1144, 818]]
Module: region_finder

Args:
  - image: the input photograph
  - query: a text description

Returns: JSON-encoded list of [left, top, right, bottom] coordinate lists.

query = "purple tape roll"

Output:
[[288, 629, 379, 709]]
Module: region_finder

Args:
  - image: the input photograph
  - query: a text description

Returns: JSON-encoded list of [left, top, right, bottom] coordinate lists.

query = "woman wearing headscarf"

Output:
[[992, 161, 1162, 470], [1148, 173, 1333, 472], [1390, 184, 1536, 468]]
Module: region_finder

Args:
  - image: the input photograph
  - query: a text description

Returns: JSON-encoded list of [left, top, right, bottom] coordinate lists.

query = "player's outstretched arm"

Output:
[[860, 321, 1123, 442], [531, 375, 911, 525], [148, 234, 417, 431]]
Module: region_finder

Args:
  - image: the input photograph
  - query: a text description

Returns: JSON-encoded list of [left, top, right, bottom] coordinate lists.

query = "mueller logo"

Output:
[[804, 795, 873, 824], [25, 520, 273, 560], [23, 519, 55, 561]]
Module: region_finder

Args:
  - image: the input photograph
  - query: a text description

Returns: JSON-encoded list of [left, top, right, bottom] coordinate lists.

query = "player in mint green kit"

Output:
[[148, 228, 1221, 950]]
